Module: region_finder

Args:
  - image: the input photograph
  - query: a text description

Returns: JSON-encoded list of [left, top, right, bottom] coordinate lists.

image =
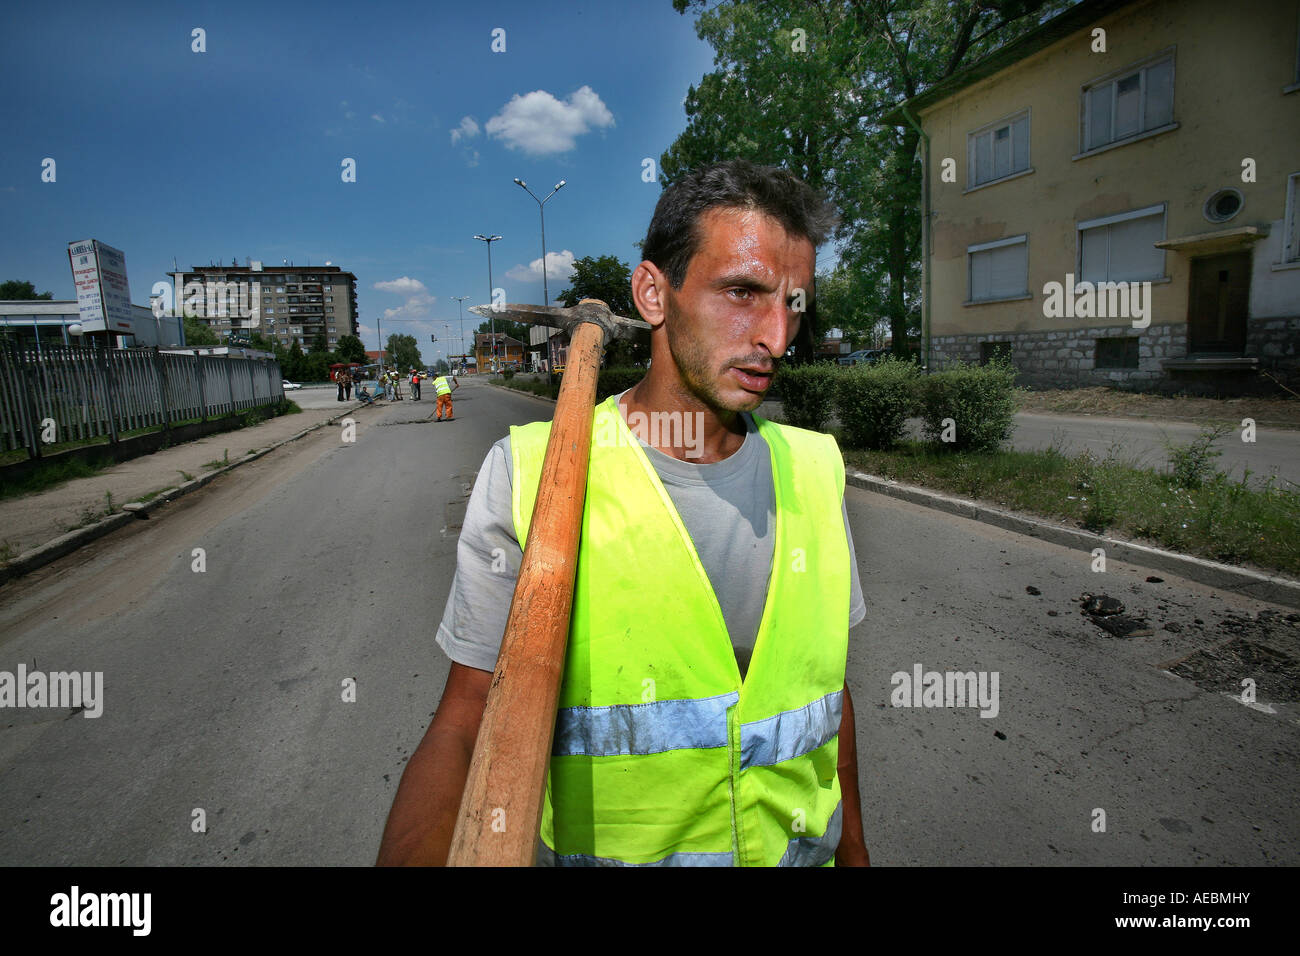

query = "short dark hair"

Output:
[[641, 160, 838, 288]]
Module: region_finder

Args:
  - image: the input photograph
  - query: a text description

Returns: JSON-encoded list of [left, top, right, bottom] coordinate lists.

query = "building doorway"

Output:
[[1187, 252, 1249, 354]]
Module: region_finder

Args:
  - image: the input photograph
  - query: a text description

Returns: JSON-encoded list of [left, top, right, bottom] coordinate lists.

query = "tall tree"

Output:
[[555, 254, 648, 365], [335, 333, 367, 364], [0, 280, 54, 300], [386, 332, 422, 370], [182, 316, 219, 346], [665, 0, 1069, 357]]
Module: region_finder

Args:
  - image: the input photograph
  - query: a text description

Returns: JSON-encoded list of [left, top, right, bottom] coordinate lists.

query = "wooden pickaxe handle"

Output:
[[446, 306, 608, 866]]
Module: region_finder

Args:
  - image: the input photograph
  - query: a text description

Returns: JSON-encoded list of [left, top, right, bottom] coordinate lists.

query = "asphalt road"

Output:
[[0, 377, 1295, 865]]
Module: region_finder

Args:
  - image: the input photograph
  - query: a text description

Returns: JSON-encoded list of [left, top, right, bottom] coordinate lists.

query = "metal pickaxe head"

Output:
[[468, 299, 649, 344]]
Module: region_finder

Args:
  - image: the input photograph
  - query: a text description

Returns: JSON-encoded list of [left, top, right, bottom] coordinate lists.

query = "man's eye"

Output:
[[727, 288, 751, 300]]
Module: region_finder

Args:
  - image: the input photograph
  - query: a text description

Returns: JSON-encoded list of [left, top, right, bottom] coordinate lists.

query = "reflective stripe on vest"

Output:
[[511, 395, 849, 867], [536, 803, 843, 867], [552, 687, 842, 769], [434, 376, 451, 395]]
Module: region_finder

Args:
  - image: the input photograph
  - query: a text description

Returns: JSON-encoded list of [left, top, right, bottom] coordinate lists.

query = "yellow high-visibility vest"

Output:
[[509, 395, 849, 866]]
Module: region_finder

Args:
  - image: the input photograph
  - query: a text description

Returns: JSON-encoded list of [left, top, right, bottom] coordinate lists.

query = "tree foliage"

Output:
[[555, 253, 648, 365], [182, 316, 219, 346], [0, 280, 54, 300], [386, 332, 422, 371], [664, 0, 1070, 356], [335, 334, 367, 364]]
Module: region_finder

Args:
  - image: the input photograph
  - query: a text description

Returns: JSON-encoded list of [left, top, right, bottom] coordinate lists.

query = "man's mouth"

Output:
[[730, 366, 775, 391]]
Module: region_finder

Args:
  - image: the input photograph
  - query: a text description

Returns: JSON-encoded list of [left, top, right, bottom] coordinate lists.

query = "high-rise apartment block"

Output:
[[169, 262, 359, 349]]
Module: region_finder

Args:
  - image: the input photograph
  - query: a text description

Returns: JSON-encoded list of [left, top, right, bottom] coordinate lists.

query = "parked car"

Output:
[[838, 349, 886, 367], [282, 380, 302, 390]]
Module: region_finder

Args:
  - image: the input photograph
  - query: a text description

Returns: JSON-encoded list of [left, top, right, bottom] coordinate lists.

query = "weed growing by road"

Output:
[[844, 442, 1300, 575], [1165, 424, 1231, 489]]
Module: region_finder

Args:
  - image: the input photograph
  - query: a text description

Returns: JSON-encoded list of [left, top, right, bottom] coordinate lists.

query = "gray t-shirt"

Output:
[[436, 396, 866, 678]]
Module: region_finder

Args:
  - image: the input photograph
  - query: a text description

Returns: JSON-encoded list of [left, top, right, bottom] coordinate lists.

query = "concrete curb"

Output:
[[846, 469, 1300, 609], [0, 403, 368, 587], [480, 378, 558, 405]]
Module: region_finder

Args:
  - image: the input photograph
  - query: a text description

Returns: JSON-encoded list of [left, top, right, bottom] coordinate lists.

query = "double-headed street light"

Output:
[[473, 234, 502, 375], [514, 177, 565, 380]]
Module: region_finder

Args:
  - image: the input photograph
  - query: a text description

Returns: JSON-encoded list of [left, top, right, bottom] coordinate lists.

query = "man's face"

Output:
[[661, 207, 814, 414]]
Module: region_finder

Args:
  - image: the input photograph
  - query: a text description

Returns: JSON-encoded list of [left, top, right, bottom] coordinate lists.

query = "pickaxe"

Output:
[[447, 299, 649, 866]]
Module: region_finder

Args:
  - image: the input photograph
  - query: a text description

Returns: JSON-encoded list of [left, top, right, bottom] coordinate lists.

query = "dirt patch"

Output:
[[1017, 387, 1300, 429], [1165, 636, 1300, 704]]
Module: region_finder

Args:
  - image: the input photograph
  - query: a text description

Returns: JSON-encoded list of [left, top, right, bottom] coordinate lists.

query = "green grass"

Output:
[[62, 490, 117, 533], [0, 454, 115, 500], [201, 449, 231, 471], [496, 375, 560, 401], [1, 399, 301, 497], [843, 439, 1300, 577]]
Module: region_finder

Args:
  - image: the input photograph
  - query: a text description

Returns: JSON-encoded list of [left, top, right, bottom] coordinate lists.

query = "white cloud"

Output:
[[485, 86, 614, 156], [373, 277, 427, 295], [505, 249, 577, 283], [374, 277, 435, 320], [450, 115, 480, 145], [371, 113, 386, 124]]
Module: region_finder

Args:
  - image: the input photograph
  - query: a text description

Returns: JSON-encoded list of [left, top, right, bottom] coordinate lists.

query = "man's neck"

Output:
[[622, 375, 748, 464]]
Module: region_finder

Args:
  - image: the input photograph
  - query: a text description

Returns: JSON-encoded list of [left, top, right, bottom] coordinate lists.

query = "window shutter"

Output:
[[1145, 58, 1174, 129], [1012, 115, 1029, 172], [1114, 73, 1141, 139], [1087, 84, 1112, 149], [1108, 214, 1164, 281], [1080, 227, 1109, 284], [975, 131, 993, 184]]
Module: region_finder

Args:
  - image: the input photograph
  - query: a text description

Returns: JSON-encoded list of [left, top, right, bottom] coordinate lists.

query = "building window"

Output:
[[979, 341, 1013, 365], [1284, 172, 1300, 263], [968, 112, 1029, 187], [1203, 188, 1243, 224], [277, 297, 287, 303], [967, 235, 1029, 303], [1082, 53, 1174, 152], [1078, 204, 1166, 282], [325, 296, 333, 302], [276, 287, 285, 294], [1095, 337, 1140, 369]]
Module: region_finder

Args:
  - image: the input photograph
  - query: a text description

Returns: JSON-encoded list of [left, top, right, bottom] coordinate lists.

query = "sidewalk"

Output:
[[0, 398, 368, 562]]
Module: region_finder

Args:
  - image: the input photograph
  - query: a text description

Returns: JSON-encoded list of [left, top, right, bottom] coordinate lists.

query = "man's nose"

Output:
[[753, 295, 797, 357]]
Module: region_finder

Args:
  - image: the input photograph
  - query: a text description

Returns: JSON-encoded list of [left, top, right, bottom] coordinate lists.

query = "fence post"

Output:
[[99, 339, 119, 446], [223, 356, 236, 417], [151, 346, 172, 435], [196, 353, 208, 423], [10, 342, 43, 461]]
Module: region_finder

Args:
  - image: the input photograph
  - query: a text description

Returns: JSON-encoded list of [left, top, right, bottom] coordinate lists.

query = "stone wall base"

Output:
[[931, 317, 1298, 394]]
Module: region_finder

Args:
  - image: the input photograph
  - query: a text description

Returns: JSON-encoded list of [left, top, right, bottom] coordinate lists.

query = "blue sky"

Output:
[[0, 0, 723, 358]]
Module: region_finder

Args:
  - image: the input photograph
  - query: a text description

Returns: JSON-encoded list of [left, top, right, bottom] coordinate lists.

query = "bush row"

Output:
[[774, 358, 1018, 453]]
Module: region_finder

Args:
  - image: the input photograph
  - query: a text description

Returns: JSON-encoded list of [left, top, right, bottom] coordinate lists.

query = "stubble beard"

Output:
[[663, 291, 769, 416]]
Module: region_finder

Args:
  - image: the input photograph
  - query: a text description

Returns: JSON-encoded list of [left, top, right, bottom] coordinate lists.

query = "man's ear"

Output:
[[632, 261, 669, 330]]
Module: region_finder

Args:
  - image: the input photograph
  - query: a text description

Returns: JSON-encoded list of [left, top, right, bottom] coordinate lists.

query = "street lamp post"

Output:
[[452, 296, 469, 372], [473, 235, 502, 376], [513, 177, 565, 381]]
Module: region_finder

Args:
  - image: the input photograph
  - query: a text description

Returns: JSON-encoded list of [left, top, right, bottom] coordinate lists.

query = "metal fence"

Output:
[[0, 344, 283, 459]]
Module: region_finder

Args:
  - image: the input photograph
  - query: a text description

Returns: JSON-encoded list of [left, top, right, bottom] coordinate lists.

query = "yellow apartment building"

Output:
[[887, 0, 1299, 390]]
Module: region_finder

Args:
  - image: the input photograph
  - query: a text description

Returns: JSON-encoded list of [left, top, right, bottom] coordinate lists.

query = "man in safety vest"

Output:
[[432, 372, 458, 421], [410, 369, 422, 401], [379, 160, 869, 867]]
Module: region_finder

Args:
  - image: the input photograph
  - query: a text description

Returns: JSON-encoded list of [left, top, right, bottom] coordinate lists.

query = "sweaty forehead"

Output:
[[690, 207, 814, 280]]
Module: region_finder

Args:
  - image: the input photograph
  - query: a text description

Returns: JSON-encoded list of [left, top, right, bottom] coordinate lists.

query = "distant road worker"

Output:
[[411, 369, 422, 401], [433, 372, 458, 421]]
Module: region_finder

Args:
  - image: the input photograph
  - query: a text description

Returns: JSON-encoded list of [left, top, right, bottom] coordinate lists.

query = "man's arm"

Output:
[[376, 662, 493, 866], [835, 681, 870, 866]]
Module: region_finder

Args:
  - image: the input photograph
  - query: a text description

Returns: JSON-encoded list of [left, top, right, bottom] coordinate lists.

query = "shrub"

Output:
[[915, 358, 1019, 452], [502, 369, 515, 380], [596, 366, 646, 401], [833, 356, 919, 449], [774, 363, 840, 431], [1165, 424, 1230, 489]]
